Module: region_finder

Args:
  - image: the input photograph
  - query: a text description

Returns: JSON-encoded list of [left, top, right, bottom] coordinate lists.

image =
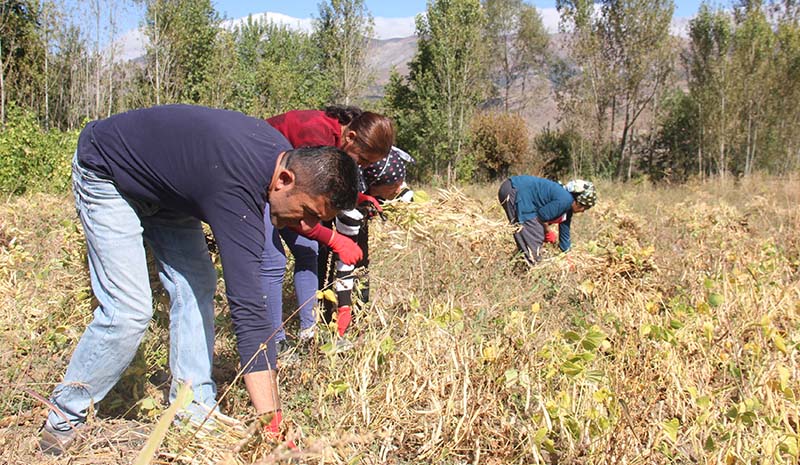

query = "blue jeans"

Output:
[[260, 203, 319, 343], [47, 156, 218, 431]]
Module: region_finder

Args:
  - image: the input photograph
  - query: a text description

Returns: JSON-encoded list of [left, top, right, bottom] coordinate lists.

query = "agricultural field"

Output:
[[1, 177, 798, 464]]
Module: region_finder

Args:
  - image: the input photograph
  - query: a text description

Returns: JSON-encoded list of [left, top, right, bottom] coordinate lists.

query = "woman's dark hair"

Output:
[[325, 105, 395, 158]]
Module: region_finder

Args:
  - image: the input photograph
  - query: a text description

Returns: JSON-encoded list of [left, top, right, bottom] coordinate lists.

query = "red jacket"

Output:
[[267, 110, 342, 149]]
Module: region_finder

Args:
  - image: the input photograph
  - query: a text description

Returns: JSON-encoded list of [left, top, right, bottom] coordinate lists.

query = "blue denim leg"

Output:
[[141, 210, 217, 407], [281, 228, 319, 332], [260, 204, 288, 343], [48, 157, 153, 431]]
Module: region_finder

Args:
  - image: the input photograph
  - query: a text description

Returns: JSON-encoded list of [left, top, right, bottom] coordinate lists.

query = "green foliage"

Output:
[[314, 0, 374, 105], [557, 0, 675, 181], [770, 19, 800, 173], [649, 89, 700, 181], [682, 2, 800, 178], [534, 127, 578, 179], [227, 18, 332, 117], [470, 111, 530, 178], [139, 0, 221, 104], [383, 0, 490, 183], [533, 126, 612, 178], [0, 0, 46, 123], [0, 103, 76, 194], [483, 0, 550, 112], [729, 2, 774, 176]]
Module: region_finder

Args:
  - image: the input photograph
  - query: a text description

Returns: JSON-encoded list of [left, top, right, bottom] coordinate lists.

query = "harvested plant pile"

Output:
[[1, 178, 799, 464]]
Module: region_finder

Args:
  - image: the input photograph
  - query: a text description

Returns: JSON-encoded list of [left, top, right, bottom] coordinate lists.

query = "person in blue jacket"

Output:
[[498, 176, 597, 264], [39, 105, 359, 454]]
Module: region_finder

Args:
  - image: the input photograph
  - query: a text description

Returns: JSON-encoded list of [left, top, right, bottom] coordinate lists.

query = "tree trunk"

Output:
[[94, 0, 101, 119], [610, 95, 616, 136], [0, 39, 5, 128], [697, 103, 703, 179], [615, 103, 632, 180], [85, 56, 90, 117], [43, 6, 50, 129], [719, 93, 726, 180], [627, 126, 635, 181], [107, 4, 116, 117], [503, 35, 510, 112]]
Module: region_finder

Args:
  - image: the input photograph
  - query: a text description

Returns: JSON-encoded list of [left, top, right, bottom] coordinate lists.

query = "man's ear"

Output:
[[272, 168, 296, 192]]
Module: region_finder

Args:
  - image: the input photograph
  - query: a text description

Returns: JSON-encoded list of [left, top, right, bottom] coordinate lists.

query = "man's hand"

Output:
[[262, 409, 297, 449], [328, 232, 363, 265], [544, 230, 557, 244], [294, 223, 362, 264]]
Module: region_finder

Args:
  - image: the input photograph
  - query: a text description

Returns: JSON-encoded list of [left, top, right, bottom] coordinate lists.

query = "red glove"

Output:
[[263, 410, 297, 449], [264, 409, 282, 437], [357, 192, 383, 218], [544, 230, 557, 244], [337, 306, 352, 337], [328, 231, 363, 265], [293, 223, 363, 265]]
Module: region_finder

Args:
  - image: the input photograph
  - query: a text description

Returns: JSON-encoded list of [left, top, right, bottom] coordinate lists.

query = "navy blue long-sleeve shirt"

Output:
[[510, 175, 575, 251], [77, 104, 290, 372]]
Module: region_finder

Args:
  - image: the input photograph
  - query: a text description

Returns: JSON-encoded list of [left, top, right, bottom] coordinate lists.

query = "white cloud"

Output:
[[539, 7, 561, 34], [670, 17, 692, 38], [115, 28, 145, 62], [222, 11, 314, 34], [373, 16, 417, 39]]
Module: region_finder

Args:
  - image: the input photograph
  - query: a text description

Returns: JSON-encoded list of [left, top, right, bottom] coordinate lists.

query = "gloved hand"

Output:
[[263, 409, 282, 437], [328, 231, 363, 265], [262, 409, 297, 449], [337, 306, 352, 337], [544, 230, 557, 244], [357, 192, 384, 220], [295, 224, 363, 265]]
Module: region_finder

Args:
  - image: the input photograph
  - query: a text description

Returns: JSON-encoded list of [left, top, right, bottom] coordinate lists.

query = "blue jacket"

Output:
[[510, 175, 575, 251]]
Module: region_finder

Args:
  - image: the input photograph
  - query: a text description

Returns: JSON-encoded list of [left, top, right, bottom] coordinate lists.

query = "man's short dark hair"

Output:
[[282, 146, 359, 211]]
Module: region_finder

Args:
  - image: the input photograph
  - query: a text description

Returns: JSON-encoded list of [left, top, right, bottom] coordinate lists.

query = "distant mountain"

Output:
[[365, 36, 418, 97]]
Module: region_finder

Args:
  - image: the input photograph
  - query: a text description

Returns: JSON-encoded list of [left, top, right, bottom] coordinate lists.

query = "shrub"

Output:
[[0, 103, 78, 195], [533, 126, 615, 179], [470, 111, 530, 179]]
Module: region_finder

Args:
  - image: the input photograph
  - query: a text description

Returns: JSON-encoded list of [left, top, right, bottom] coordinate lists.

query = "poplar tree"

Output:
[[138, 0, 220, 105], [771, 7, 800, 172], [314, 0, 374, 105], [557, 0, 675, 179], [0, 0, 43, 126], [385, 0, 490, 182], [484, 0, 549, 112], [687, 4, 734, 178], [730, 0, 773, 176]]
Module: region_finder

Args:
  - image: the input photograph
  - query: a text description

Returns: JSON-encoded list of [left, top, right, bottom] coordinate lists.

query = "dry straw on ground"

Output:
[[1, 177, 799, 464]]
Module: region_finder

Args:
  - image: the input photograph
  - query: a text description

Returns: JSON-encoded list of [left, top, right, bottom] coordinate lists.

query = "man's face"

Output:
[[268, 165, 336, 229], [572, 200, 588, 213]]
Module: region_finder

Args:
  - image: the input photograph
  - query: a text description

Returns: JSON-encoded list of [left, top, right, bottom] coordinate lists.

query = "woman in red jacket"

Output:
[[262, 106, 394, 352]]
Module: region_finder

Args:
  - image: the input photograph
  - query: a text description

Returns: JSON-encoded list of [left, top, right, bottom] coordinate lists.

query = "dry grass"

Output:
[[1, 176, 799, 464]]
